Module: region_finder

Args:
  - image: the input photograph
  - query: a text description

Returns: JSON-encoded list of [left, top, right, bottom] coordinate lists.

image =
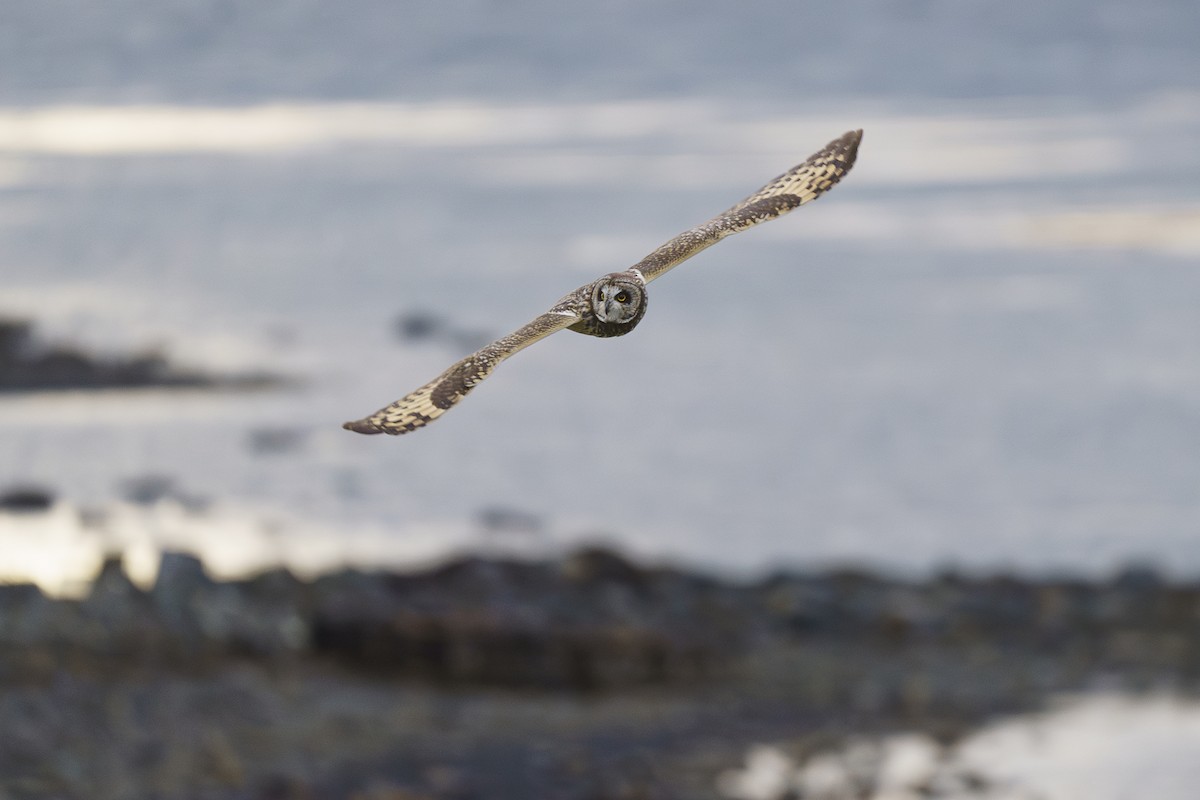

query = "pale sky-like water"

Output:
[[2, 1, 1199, 585]]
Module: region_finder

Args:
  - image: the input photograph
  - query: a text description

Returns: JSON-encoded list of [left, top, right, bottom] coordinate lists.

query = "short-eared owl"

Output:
[[344, 129, 862, 436]]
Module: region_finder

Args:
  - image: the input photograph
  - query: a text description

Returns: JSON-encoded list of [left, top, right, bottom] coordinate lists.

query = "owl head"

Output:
[[589, 272, 647, 327]]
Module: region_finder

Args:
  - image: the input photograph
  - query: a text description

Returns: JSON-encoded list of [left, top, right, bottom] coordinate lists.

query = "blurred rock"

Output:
[[307, 556, 718, 690], [4, 544, 1200, 799], [256, 774, 317, 800], [248, 426, 309, 455], [85, 555, 153, 643], [0, 317, 33, 358], [560, 545, 646, 588], [394, 310, 444, 342], [4, 543, 1200, 699], [0, 315, 287, 393], [152, 551, 213, 614], [394, 310, 492, 352], [477, 506, 542, 535], [121, 475, 178, 505], [0, 581, 52, 648], [0, 485, 55, 513]]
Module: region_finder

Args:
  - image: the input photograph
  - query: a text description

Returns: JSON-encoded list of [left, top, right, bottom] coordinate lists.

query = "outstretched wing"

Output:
[[633, 129, 862, 284], [345, 129, 861, 437], [343, 309, 581, 435]]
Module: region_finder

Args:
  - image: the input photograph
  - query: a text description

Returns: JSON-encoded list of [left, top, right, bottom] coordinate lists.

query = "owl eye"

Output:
[[614, 291, 630, 304]]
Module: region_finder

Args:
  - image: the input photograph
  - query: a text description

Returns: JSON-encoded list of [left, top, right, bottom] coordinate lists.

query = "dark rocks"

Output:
[[476, 506, 542, 535], [311, 609, 706, 691], [4, 547, 1200, 697], [0, 316, 285, 393], [307, 552, 724, 690], [0, 317, 32, 356], [121, 475, 177, 505], [7, 548, 721, 689], [148, 553, 309, 659], [560, 545, 647, 587], [120, 476, 211, 512], [0, 485, 55, 513], [394, 309, 491, 352], [394, 309, 444, 342], [0, 582, 53, 649], [247, 427, 309, 455], [4, 547, 1200, 799]]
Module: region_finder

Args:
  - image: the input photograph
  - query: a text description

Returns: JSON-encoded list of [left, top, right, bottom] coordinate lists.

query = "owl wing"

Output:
[[343, 308, 582, 435], [633, 129, 862, 284]]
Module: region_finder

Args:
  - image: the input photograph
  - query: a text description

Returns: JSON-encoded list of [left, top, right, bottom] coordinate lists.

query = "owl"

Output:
[[344, 128, 862, 436]]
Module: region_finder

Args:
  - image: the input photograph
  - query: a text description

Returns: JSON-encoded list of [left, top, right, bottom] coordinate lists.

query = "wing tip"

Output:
[[837, 128, 863, 168], [342, 418, 385, 435]]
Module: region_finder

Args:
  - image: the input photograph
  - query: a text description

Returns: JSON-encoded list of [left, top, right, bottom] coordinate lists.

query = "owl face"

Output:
[[590, 274, 645, 324]]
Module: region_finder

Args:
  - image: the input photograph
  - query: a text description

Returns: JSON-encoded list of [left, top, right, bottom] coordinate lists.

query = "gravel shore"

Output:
[[2, 548, 1197, 799]]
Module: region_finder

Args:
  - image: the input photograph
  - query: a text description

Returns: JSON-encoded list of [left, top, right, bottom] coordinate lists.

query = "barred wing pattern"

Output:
[[343, 310, 581, 435], [634, 129, 862, 283], [343, 129, 862, 437]]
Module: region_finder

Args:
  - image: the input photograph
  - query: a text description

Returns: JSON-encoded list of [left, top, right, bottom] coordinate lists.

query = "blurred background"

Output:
[[2, 0, 1200, 588], [1, 2, 1199, 798]]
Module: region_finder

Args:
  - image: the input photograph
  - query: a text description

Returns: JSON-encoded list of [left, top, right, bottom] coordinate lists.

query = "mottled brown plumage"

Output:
[[344, 129, 862, 436], [634, 128, 862, 283]]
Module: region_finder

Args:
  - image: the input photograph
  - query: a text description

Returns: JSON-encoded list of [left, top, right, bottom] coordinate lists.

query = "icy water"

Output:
[[2, 1, 1200, 580]]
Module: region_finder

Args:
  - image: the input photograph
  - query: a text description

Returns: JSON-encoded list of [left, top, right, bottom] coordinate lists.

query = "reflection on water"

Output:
[[1027, 207, 1200, 254], [0, 497, 526, 596], [720, 693, 1200, 800]]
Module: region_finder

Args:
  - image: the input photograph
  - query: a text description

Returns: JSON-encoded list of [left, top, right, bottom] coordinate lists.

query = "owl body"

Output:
[[344, 129, 862, 436]]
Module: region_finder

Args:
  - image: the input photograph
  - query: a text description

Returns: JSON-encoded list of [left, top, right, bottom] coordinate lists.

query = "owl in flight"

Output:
[[344, 128, 862, 436]]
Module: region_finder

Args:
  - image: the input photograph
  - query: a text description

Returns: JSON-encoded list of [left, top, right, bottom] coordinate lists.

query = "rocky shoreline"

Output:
[[1, 546, 1197, 799], [0, 317, 281, 393]]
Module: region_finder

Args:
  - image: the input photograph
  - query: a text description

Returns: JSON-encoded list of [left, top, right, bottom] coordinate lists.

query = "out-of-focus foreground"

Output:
[[2, 539, 1198, 799]]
